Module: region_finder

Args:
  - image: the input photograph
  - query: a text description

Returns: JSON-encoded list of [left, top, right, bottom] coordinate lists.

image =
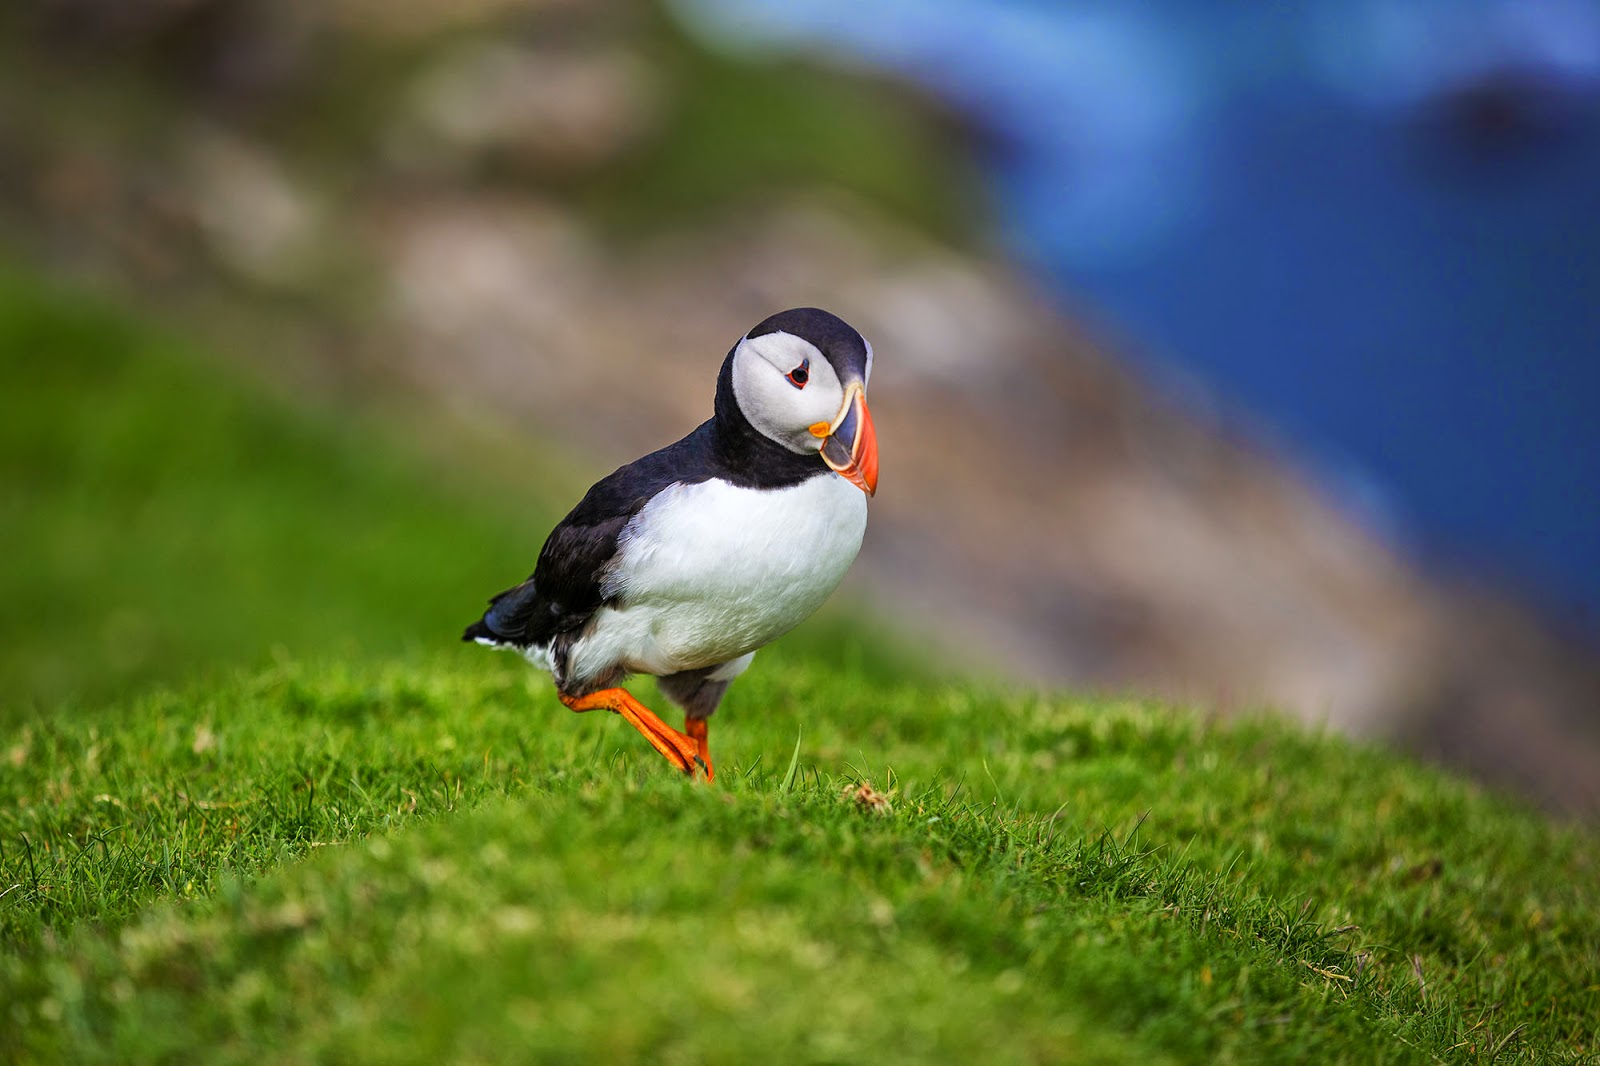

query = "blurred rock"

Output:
[[328, 0, 590, 40], [395, 43, 661, 176], [177, 127, 318, 284], [26, 0, 318, 104]]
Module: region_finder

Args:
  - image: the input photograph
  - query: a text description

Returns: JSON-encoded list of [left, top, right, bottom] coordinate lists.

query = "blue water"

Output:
[[675, 0, 1600, 619], [1032, 90, 1600, 612]]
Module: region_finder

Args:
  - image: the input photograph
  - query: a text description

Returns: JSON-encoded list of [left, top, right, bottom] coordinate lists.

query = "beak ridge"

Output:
[[819, 385, 878, 496]]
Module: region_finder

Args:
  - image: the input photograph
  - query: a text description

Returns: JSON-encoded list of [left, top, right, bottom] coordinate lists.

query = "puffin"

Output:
[[463, 307, 879, 780]]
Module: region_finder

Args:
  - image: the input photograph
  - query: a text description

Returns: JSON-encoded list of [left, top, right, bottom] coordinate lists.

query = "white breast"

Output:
[[564, 473, 868, 686]]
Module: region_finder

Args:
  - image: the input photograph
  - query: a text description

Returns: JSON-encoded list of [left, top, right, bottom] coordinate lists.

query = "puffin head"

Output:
[[727, 307, 879, 496]]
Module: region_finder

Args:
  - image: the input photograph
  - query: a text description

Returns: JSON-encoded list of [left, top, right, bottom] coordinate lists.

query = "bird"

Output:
[[463, 307, 879, 780]]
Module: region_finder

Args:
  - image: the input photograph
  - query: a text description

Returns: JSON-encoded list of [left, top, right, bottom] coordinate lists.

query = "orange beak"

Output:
[[817, 383, 878, 496]]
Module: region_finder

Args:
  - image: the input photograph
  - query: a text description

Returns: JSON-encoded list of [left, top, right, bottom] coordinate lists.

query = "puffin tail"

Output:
[[462, 576, 541, 648], [461, 617, 503, 645]]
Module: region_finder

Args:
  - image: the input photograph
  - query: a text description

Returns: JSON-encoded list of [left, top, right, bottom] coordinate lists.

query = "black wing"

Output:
[[462, 421, 722, 649]]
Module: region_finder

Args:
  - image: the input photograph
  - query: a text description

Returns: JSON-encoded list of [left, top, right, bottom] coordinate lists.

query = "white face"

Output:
[[731, 331, 853, 455]]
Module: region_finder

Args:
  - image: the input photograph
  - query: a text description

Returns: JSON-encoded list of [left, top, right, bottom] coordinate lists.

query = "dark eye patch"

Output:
[[786, 357, 810, 389]]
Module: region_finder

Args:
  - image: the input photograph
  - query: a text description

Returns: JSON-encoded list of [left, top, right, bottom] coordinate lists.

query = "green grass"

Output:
[[2, 272, 1597, 1062], [0, 269, 567, 717], [3, 658, 1597, 1063]]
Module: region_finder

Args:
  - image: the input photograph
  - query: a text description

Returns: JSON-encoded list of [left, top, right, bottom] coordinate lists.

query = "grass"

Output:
[[2, 272, 1597, 1062], [0, 268, 565, 717], [3, 658, 1598, 1062]]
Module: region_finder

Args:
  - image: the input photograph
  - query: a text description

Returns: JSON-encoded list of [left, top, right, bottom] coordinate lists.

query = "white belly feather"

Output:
[[563, 474, 867, 685]]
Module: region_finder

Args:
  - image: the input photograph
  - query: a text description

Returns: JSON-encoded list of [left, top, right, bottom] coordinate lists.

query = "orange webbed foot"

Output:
[[560, 688, 708, 778]]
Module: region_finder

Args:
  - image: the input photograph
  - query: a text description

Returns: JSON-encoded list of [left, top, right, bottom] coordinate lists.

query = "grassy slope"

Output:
[[4, 660, 1597, 1063], [0, 269, 564, 716], [2, 276, 1597, 1062]]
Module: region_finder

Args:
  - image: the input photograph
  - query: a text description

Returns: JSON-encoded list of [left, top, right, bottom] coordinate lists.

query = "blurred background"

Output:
[[2, 0, 1597, 814]]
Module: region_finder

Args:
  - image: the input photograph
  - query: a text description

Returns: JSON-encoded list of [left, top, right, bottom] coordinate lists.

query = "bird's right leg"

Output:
[[656, 667, 735, 784], [684, 717, 713, 782], [559, 688, 706, 777]]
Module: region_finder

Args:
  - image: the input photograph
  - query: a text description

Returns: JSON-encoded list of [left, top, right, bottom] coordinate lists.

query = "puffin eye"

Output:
[[786, 358, 810, 389]]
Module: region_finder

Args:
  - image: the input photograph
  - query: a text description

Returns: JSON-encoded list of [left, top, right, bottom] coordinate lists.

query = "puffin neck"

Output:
[[711, 347, 827, 488]]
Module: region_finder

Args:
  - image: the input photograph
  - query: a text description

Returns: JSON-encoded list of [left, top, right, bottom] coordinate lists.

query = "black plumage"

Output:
[[748, 306, 864, 353]]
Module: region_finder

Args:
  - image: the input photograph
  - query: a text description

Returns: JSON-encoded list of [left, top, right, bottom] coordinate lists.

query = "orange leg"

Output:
[[685, 717, 714, 782], [559, 688, 706, 778]]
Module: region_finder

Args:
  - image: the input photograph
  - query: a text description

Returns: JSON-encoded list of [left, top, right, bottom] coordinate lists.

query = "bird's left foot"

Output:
[[560, 687, 709, 779]]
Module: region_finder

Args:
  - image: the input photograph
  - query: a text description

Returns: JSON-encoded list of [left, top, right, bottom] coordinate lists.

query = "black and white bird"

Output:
[[463, 308, 879, 779]]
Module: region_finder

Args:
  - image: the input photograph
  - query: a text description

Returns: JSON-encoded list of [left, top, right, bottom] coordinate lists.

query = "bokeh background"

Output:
[[3, 0, 1597, 814]]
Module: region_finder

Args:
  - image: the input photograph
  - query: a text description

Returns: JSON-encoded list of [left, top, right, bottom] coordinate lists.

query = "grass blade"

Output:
[[780, 726, 803, 793]]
